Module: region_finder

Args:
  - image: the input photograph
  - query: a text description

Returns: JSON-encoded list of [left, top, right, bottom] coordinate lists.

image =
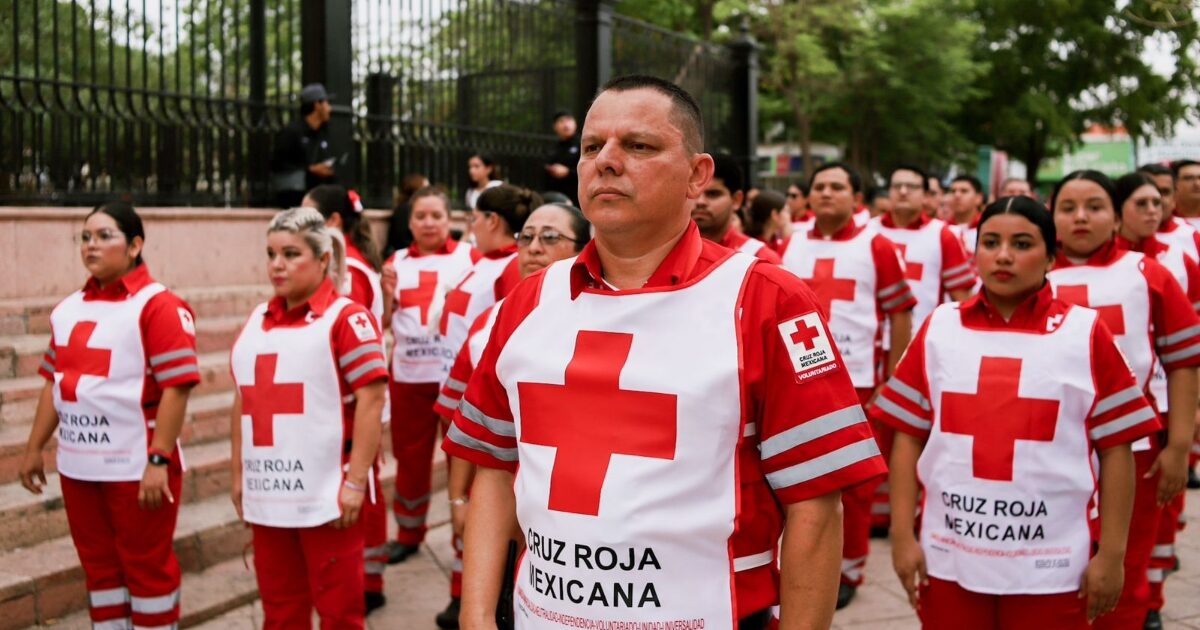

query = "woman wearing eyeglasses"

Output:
[[19, 202, 199, 629], [432, 202, 591, 629]]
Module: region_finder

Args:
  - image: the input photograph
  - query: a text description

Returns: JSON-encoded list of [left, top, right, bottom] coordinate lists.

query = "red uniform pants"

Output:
[[251, 522, 365, 630], [918, 576, 1088, 629], [389, 380, 441, 545], [362, 458, 388, 595], [1092, 446, 1162, 630], [841, 388, 885, 585], [61, 472, 183, 629]]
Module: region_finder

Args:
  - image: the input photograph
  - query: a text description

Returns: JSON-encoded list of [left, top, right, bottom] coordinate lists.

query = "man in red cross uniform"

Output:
[[443, 75, 886, 630], [693, 152, 782, 263]]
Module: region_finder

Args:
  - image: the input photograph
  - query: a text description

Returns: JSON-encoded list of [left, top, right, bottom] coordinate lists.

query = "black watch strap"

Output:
[[148, 453, 171, 466]]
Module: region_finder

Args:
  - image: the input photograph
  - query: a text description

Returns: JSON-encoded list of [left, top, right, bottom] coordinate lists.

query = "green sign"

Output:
[[1037, 140, 1135, 181]]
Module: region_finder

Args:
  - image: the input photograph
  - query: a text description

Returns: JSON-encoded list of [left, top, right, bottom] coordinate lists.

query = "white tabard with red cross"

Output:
[[495, 253, 756, 628], [874, 216, 947, 327], [439, 253, 516, 375], [231, 298, 352, 528], [50, 283, 167, 481], [919, 303, 1100, 594], [344, 256, 384, 325], [781, 227, 879, 388], [390, 245, 475, 383]]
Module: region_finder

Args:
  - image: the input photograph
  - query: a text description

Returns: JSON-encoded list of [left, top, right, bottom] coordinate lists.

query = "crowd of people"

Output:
[[14, 73, 1200, 630]]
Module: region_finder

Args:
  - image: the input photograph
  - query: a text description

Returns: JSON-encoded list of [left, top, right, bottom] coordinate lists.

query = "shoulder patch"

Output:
[[777, 311, 843, 383], [348, 311, 376, 342], [177, 307, 196, 336]]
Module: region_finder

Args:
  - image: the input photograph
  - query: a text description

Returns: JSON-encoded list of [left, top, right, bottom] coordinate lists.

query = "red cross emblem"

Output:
[[804, 258, 857, 317], [439, 273, 474, 336], [894, 243, 924, 281], [518, 331, 678, 516], [789, 318, 823, 351], [56, 321, 112, 402], [1055, 285, 1125, 335], [399, 270, 439, 325], [940, 357, 1059, 481], [240, 354, 305, 447]]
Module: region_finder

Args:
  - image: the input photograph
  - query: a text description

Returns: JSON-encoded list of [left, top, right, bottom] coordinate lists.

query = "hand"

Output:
[[1146, 446, 1188, 505], [335, 483, 366, 529], [545, 164, 569, 179], [451, 501, 468, 539], [18, 450, 47, 495], [309, 163, 335, 178], [230, 475, 244, 522], [138, 464, 174, 510], [891, 534, 927, 610], [381, 265, 398, 300], [1079, 550, 1123, 622]]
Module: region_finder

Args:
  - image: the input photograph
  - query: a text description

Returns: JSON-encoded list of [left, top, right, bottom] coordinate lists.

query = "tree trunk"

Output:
[[697, 0, 716, 39], [797, 111, 814, 180], [1024, 131, 1044, 191]]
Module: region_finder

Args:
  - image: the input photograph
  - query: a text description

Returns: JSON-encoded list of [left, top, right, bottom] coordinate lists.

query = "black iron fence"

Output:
[[1, 0, 756, 209]]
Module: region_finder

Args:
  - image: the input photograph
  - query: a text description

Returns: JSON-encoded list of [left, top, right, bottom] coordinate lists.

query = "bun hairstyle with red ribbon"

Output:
[[304, 184, 381, 271]]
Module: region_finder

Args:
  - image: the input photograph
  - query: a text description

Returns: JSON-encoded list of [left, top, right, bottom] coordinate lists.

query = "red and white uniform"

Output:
[[1176, 215, 1200, 233], [444, 224, 886, 624], [791, 207, 870, 236], [871, 286, 1157, 627], [718, 228, 782, 264], [948, 213, 982, 256], [872, 212, 976, 327], [438, 245, 520, 372], [39, 264, 199, 629], [1156, 217, 1200, 262], [1047, 241, 1200, 629], [385, 239, 479, 546], [231, 279, 388, 628]]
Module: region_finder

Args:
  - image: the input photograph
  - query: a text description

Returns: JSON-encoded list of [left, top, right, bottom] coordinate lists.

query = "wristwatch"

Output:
[[147, 452, 172, 466]]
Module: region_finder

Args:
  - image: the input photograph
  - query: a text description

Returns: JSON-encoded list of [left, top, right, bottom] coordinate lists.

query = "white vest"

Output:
[[50, 283, 167, 481], [780, 228, 880, 388], [1158, 219, 1199, 262], [737, 237, 767, 257], [390, 244, 476, 383], [468, 303, 503, 369], [498, 253, 755, 628], [1147, 244, 1190, 412], [344, 256, 383, 325], [440, 252, 516, 375], [948, 222, 978, 255], [874, 217, 949, 326], [919, 303, 1099, 594], [231, 299, 352, 528]]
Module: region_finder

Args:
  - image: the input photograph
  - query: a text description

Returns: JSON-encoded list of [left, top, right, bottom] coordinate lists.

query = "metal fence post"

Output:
[[247, 0, 268, 205], [301, 0, 356, 188], [729, 19, 759, 189], [575, 0, 615, 120], [366, 73, 395, 207]]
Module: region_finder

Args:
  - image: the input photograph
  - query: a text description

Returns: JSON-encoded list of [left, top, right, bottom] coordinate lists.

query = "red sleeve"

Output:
[[871, 235, 917, 314], [743, 263, 888, 504], [38, 322, 57, 382], [493, 257, 523, 301], [1087, 315, 1160, 449], [330, 304, 389, 390], [1144, 258, 1200, 370], [433, 307, 494, 419], [939, 227, 976, 291], [869, 317, 933, 438], [346, 266, 375, 314], [140, 291, 201, 389], [754, 246, 782, 264], [442, 276, 545, 471], [1184, 255, 1200, 314]]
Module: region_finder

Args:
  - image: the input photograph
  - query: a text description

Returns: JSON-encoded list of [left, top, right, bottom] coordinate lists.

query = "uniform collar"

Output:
[[1114, 233, 1165, 257], [881, 211, 932, 230], [808, 217, 863, 241], [82, 264, 154, 300], [266, 278, 339, 322], [1158, 218, 1182, 234], [717, 227, 749, 250], [482, 243, 518, 260], [570, 221, 704, 298], [960, 282, 1056, 331], [1054, 238, 1122, 269], [406, 238, 457, 258]]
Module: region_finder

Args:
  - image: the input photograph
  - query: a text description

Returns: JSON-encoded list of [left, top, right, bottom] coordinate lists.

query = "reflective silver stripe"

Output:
[[364, 561, 387, 575], [342, 394, 356, 404], [760, 406, 867, 460], [743, 422, 757, 438], [394, 514, 427, 528], [733, 549, 774, 572], [444, 377, 468, 394], [1161, 343, 1200, 364], [876, 481, 889, 492], [1093, 386, 1143, 416], [39, 360, 55, 374], [396, 493, 430, 510], [766, 438, 881, 490], [881, 291, 916, 311], [90, 587, 130, 608], [455, 538, 465, 552], [874, 396, 931, 431], [133, 624, 178, 630], [364, 545, 389, 558], [888, 379, 930, 411], [46, 347, 57, 360], [452, 558, 464, 572], [1151, 544, 1173, 558], [1193, 301, 1200, 312], [339, 343, 385, 367], [154, 364, 199, 382], [1148, 568, 1166, 583], [1157, 324, 1200, 347], [130, 590, 179, 614], [941, 263, 971, 278], [436, 393, 461, 413], [842, 566, 863, 581], [345, 359, 387, 383], [943, 271, 975, 288], [877, 281, 907, 299], [92, 619, 132, 630], [870, 503, 891, 515], [446, 422, 517, 462], [148, 348, 196, 367], [460, 400, 516, 438], [1090, 406, 1156, 440]]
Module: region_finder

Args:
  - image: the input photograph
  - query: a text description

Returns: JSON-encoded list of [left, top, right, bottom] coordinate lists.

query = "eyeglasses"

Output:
[[76, 228, 125, 245], [516, 229, 578, 247]]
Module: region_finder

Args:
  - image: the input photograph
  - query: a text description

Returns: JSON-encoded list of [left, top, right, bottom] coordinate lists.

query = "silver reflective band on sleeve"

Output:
[[743, 422, 757, 438], [452, 558, 464, 572], [446, 423, 518, 462], [436, 393, 461, 413], [339, 343, 385, 367], [46, 347, 57, 360], [39, 360, 55, 374], [873, 396, 931, 432], [1161, 343, 1200, 364], [345, 359, 388, 383], [887, 378, 930, 411], [154, 364, 200, 382], [1193, 302, 1200, 312], [877, 281, 907, 299], [941, 263, 971, 278], [342, 394, 357, 404], [365, 561, 387, 575], [133, 624, 179, 630], [460, 400, 517, 438], [89, 586, 130, 608], [871, 503, 891, 515], [394, 514, 428, 529], [766, 438, 881, 491], [1151, 544, 1174, 558], [759, 406, 867, 460], [445, 377, 468, 394], [130, 589, 180, 614], [364, 545, 389, 558], [1156, 324, 1200, 347], [881, 291, 916, 312], [733, 549, 774, 572], [92, 619, 132, 630], [1093, 386, 1142, 416], [1089, 406, 1156, 440], [396, 492, 430, 510], [1148, 568, 1166, 583], [149, 348, 196, 367]]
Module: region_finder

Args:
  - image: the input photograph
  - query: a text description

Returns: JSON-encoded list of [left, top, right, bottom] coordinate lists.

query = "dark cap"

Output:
[[299, 83, 333, 104], [552, 110, 574, 122]]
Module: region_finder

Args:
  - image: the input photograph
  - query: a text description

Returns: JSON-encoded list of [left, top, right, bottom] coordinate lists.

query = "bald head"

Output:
[[594, 75, 704, 155]]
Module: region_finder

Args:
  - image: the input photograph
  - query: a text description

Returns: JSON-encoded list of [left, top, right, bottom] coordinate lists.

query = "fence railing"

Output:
[[1, 0, 756, 209]]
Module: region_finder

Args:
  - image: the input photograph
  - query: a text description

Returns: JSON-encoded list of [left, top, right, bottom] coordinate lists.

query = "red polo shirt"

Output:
[[718, 227, 783, 264]]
